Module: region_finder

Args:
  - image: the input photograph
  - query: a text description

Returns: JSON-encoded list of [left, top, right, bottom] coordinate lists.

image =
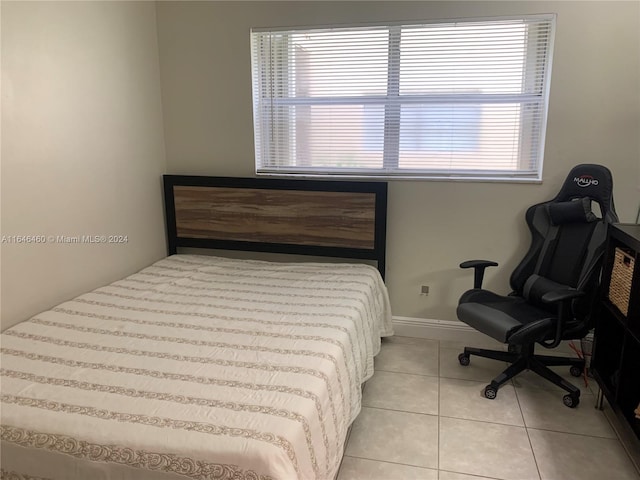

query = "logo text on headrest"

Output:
[[574, 175, 599, 187]]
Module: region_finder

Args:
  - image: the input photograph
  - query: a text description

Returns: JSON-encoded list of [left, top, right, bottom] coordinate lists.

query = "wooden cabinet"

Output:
[[591, 224, 640, 444]]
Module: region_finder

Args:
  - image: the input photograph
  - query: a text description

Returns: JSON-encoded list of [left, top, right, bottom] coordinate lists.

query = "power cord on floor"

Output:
[[568, 340, 590, 387]]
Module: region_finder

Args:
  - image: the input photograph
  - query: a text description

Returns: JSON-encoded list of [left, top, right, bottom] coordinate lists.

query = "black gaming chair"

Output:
[[457, 164, 618, 407]]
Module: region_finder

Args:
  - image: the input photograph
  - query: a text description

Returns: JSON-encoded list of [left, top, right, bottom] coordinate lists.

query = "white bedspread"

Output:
[[0, 255, 392, 480]]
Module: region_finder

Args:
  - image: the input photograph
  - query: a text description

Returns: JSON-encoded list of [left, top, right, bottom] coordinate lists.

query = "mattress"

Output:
[[0, 254, 392, 480]]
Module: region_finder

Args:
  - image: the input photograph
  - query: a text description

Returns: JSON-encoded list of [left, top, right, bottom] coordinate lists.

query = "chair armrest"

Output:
[[539, 289, 585, 349], [459, 260, 499, 289], [459, 260, 499, 269], [541, 289, 584, 304]]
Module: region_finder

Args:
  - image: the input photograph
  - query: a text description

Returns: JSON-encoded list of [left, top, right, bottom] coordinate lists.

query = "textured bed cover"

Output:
[[0, 255, 392, 480]]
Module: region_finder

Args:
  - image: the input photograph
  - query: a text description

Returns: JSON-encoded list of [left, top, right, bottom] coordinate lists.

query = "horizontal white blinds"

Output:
[[251, 15, 555, 180]]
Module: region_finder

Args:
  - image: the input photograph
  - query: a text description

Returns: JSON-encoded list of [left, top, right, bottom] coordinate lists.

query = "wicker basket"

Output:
[[608, 247, 635, 317]]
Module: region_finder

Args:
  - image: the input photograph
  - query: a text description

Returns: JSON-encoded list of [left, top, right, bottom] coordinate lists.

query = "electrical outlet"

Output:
[[420, 285, 430, 296]]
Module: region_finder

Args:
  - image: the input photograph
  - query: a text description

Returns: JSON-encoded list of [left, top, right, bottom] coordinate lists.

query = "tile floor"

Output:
[[337, 336, 640, 480]]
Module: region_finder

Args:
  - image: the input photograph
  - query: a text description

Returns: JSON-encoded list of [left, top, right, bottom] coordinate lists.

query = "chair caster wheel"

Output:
[[563, 393, 580, 408], [569, 365, 583, 377], [458, 353, 470, 366], [484, 385, 498, 400]]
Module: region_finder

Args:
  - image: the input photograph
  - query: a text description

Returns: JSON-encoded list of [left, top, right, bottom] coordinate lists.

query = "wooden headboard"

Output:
[[163, 175, 388, 278]]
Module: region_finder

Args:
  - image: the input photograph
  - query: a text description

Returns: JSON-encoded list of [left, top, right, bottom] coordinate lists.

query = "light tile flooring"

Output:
[[337, 336, 640, 480]]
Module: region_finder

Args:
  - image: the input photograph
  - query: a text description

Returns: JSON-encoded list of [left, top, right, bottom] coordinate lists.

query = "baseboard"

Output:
[[391, 316, 577, 354], [391, 316, 494, 345]]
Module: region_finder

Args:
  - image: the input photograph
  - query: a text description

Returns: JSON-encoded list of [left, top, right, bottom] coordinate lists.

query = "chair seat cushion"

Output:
[[457, 289, 554, 344]]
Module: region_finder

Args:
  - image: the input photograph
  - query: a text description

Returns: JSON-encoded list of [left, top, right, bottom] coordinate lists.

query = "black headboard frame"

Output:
[[163, 175, 388, 279]]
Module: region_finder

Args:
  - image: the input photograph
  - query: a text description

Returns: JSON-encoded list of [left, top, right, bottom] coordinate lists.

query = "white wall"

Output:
[[1, 1, 167, 330], [156, 1, 640, 322]]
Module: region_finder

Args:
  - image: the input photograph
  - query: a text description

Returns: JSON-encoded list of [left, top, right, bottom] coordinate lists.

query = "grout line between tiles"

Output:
[[437, 411, 441, 472], [341, 454, 438, 472], [515, 386, 543, 480], [438, 468, 505, 480], [526, 425, 629, 441], [360, 404, 439, 418], [439, 413, 528, 430], [373, 368, 440, 378]]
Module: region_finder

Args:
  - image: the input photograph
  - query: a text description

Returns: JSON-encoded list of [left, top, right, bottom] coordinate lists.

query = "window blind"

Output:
[[251, 15, 555, 181]]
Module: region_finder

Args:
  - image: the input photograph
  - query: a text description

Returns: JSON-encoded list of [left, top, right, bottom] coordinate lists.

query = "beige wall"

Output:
[[1, 1, 167, 330], [156, 1, 640, 321], [9, 2, 636, 330]]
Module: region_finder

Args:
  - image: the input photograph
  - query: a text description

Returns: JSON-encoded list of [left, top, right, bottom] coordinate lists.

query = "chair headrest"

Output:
[[547, 198, 597, 225], [552, 164, 618, 223]]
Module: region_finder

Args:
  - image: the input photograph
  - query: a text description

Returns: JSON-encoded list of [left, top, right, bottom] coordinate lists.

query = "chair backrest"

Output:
[[510, 165, 618, 332]]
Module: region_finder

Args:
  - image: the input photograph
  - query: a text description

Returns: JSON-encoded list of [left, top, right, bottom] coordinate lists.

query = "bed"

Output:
[[0, 176, 392, 480]]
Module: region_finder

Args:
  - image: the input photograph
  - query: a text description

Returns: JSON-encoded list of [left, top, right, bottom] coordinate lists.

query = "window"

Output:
[[251, 15, 555, 181]]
